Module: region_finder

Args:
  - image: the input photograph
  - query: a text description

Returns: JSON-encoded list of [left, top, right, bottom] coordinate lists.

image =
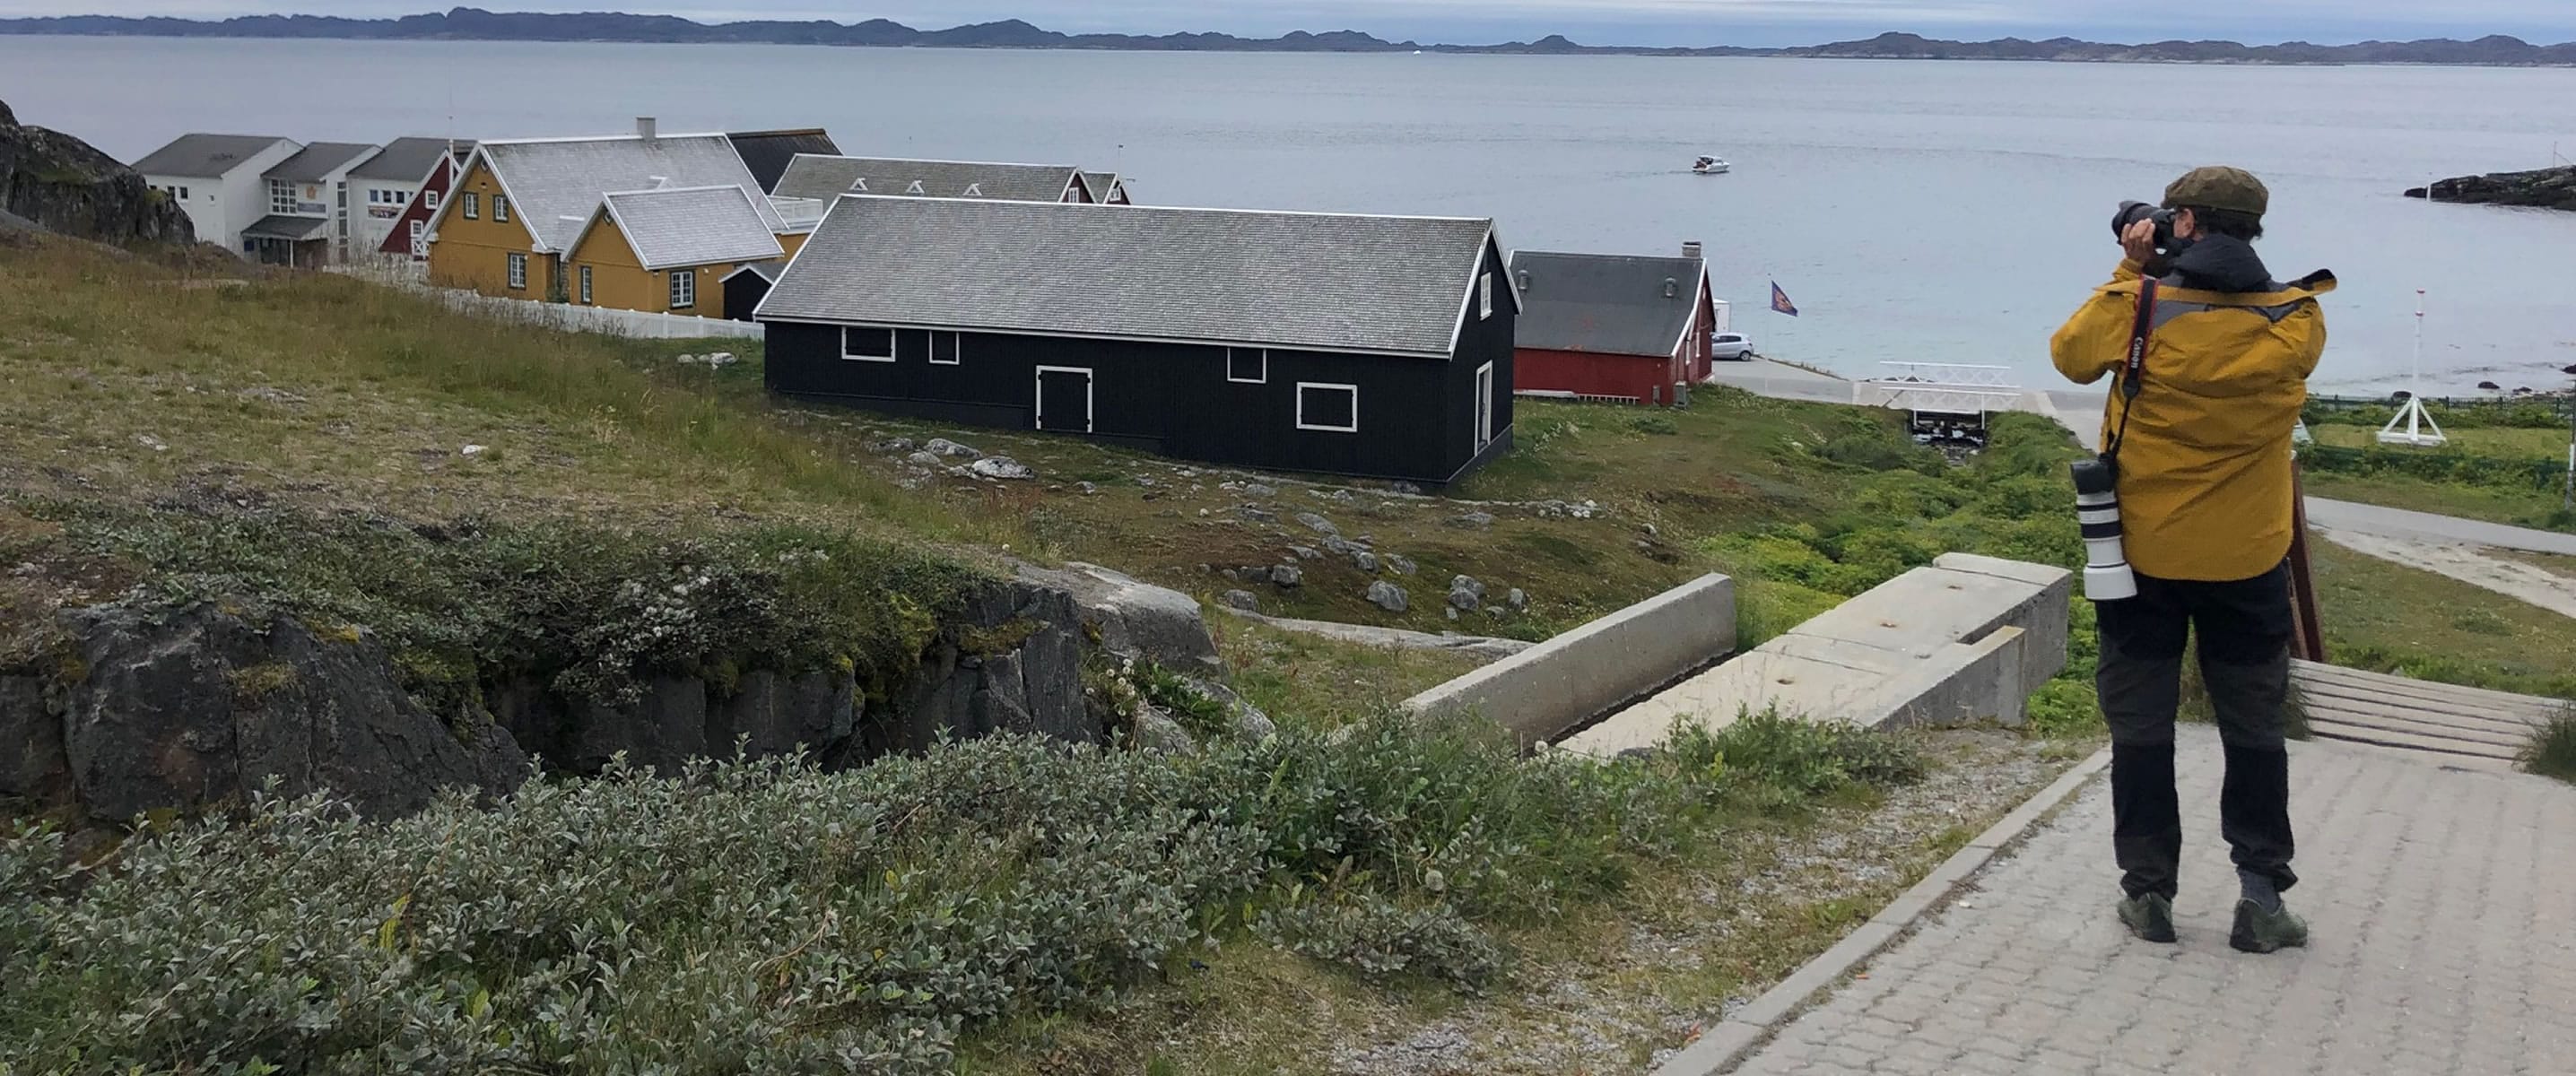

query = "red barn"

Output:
[[1508, 245, 1727, 406]]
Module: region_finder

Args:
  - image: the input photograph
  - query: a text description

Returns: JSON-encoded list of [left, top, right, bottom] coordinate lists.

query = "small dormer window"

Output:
[[905, 180, 926, 195], [849, 178, 867, 193], [963, 183, 984, 197]]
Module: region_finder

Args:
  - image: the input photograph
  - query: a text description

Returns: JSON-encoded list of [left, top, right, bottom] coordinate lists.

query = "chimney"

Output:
[[635, 117, 657, 141], [1682, 240, 1703, 260]]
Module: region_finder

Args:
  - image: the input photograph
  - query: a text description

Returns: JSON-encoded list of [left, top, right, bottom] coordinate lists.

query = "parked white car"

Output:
[[1710, 333, 1754, 360]]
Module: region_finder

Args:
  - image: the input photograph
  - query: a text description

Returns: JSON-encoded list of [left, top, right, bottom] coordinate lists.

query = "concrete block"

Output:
[[1869, 627, 2028, 729], [1405, 573, 1735, 743], [1934, 552, 2072, 690]]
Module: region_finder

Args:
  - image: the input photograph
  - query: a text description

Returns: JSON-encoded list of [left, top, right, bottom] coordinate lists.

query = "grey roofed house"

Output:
[[585, 185, 784, 270], [1507, 251, 1709, 356], [760, 195, 1499, 358], [463, 129, 786, 254], [726, 128, 840, 193], [129, 134, 296, 178], [350, 136, 469, 182], [770, 154, 1084, 204], [265, 142, 379, 183]]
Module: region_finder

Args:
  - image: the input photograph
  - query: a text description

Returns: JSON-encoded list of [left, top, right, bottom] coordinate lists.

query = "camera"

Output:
[[2070, 456, 2138, 601], [2111, 201, 2181, 254]]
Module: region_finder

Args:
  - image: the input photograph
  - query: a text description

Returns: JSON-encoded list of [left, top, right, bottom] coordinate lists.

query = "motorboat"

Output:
[[1693, 155, 1730, 175]]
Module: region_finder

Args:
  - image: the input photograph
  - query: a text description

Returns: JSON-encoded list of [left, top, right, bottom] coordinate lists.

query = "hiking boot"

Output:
[[2117, 892, 2177, 943], [2230, 899, 2310, 953]]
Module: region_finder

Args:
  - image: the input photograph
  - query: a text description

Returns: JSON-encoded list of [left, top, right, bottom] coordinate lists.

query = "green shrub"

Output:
[[2523, 707, 2576, 785], [1663, 709, 1927, 802], [2299, 445, 2568, 492], [1630, 413, 1680, 437]]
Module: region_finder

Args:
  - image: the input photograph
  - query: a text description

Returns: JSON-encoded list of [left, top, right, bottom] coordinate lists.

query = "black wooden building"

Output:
[[755, 195, 1519, 485]]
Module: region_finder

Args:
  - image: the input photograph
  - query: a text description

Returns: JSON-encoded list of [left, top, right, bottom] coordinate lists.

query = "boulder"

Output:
[[906, 451, 941, 467], [0, 99, 196, 245], [1289, 545, 1322, 561], [922, 438, 981, 458], [1220, 589, 1260, 612], [868, 438, 916, 454], [871, 577, 1091, 754], [1182, 676, 1277, 742], [1130, 706, 1198, 755], [1386, 554, 1419, 577], [1448, 575, 1487, 612], [1367, 580, 1411, 613], [2404, 164, 2576, 212], [1270, 564, 1303, 589], [1294, 512, 1339, 536], [1015, 561, 1224, 675], [1353, 551, 1381, 573], [1506, 587, 1528, 611], [1448, 511, 1496, 530], [48, 604, 527, 820], [969, 456, 1033, 481], [1243, 483, 1277, 498]]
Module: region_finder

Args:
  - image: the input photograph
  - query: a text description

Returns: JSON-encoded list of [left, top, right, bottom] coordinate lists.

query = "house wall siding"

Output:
[[427, 160, 557, 299], [564, 218, 743, 315], [1515, 348, 1684, 405], [375, 159, 457, 260]]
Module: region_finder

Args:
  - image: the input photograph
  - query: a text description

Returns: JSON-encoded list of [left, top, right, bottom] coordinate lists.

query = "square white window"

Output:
[[841, 326, 895, 361], [506, 252, 527, 290], [1479, 273, 1493, 320], [1225, 347, 1266, 384], [928, 332, 961, 365], [1295, 383, 1359, 433], [424, 190, 440, 210], [269, 178, 296, 215], [669, 268, 694, 308]]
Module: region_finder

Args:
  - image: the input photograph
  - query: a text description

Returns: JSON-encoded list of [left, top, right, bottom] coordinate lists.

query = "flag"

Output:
[[1769, 281, 1800, 317]]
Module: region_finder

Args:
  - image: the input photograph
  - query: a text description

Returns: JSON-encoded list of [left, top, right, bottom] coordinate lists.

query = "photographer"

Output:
[[2049, 167, 2336, 953]]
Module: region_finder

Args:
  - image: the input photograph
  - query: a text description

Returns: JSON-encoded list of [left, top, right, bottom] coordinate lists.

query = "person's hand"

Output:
[[2120, 219, 2161, 266]]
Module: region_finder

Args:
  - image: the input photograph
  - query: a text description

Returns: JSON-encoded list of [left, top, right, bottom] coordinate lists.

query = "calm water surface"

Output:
[[9, 37, 2575, 392]]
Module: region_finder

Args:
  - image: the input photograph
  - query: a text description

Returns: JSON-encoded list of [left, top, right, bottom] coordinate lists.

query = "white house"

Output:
[[245, 142, 380, 267], [347, 137, 464, 264], [131, 134, 300, 253]]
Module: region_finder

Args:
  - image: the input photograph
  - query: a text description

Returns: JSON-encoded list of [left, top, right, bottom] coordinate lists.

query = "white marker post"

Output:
[[2378, 289, 2447, 447]]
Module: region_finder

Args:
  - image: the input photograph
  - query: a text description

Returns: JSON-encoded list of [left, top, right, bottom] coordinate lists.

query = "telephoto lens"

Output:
[[2070, 456, 2138, 601]]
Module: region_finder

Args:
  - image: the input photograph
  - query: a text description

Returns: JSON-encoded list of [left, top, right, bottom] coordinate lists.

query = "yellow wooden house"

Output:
[[565, 186, 784, 315]]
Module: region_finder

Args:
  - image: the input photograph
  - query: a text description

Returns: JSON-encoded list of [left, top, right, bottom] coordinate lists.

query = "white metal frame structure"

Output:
[[2379, 289, 2447, 447]]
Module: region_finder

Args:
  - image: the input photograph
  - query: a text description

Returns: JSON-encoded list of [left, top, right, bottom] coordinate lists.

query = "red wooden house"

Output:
[[1508, 244, 1727, 406], [373, 141, 473, 262]]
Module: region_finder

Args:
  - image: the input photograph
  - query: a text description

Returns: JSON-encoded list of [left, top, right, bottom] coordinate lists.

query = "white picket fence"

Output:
[[326, 265, 761, 341]]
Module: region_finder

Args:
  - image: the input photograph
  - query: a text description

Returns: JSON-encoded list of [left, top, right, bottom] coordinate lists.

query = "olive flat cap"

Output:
[[2163, 166, 2269, 217]]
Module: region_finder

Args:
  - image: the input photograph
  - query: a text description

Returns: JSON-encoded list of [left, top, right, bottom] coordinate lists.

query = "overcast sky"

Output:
[[2, 1, 2568, 48]]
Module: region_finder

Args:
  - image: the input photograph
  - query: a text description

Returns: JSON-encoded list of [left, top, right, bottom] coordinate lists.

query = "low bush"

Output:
[[2299, 445, 2568, 493], [2306, 398, 2572, 431], [0, 708, 1923, 1073], [2523, 707, 2576, 785]]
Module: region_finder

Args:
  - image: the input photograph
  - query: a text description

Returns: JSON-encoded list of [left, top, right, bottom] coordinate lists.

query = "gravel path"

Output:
[[2312, 525, 2576, 620]]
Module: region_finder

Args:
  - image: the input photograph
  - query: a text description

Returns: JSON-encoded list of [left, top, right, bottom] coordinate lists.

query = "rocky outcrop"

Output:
[[0, 98, 196, 245], [2406, 166, 2576, 212], [3, 573, 1134, 824], [1016, 560, 1225, 675]]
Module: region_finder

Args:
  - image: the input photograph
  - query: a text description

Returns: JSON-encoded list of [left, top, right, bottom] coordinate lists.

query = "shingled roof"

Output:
[[770, 154, 1083, 204], [351, 137, 468, 183], [266, 142, 379, 183], [585, 186, 784, 271], [1507, 251, 1709, 358], [727, 129, 840, 193], [760, 196, 1505, 358], [462, 132, 783, 254], [130, 134, 294, 178]]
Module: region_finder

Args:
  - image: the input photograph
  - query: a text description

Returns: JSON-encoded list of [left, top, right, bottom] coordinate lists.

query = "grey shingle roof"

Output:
[[771, 155, 1082, 204], [266, 142, 379, 183], [761, 196, 1499, 358], [726, 259, 788, 283], [594, 186, 784, 270], [241, 214, 333, 241], [478, 133, 784, 253], [1078, 172, 1117, 202], [351, 137, 466, 182], [726, 129, 840, 192], [130, 134, 294, 178], [1507, 251, 1707, 357]]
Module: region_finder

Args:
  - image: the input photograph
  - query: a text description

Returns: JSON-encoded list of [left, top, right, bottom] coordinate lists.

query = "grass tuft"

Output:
[[2523, 706, 2576, 785]]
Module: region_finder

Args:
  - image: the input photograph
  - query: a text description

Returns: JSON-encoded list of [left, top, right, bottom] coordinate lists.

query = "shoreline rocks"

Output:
[[2405, 165, 2576, 212]]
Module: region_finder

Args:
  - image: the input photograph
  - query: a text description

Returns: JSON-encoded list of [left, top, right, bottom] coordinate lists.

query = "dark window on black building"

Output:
[[1226, 347, 1266, 383], [1295, 382, 1358, 433]]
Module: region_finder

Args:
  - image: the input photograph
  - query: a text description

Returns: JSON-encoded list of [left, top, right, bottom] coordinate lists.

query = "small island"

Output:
[[2406, 165, 2576, 211]]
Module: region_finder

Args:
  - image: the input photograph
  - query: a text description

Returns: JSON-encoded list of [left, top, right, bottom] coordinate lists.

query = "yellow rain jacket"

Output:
[[2050, 239, 2333, 583]]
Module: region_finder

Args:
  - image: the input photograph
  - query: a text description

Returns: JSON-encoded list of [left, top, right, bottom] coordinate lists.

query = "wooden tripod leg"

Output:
[[2287, 463, 2327, 663]]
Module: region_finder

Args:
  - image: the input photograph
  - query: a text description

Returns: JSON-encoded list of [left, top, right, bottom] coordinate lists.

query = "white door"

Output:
[[1474, 361, 1494, 450], [407, 220, 426, 259]]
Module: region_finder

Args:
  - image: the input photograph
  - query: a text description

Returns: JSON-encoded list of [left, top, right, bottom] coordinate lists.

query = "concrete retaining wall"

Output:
[[1562, 555, 2069, 758], [1403, 573, 1736, 744]]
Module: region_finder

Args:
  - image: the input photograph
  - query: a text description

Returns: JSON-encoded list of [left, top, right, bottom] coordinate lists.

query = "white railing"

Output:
[[326, 266, 761, 340], [1873, 361, 2020, 389], [1861, 386, 2026, 416]]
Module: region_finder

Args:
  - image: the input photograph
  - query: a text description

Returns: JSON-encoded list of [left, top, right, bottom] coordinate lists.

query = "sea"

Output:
[[6, 35, 2574, 395]]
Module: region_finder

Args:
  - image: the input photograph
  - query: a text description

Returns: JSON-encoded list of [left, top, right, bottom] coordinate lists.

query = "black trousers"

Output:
[[2095, 560, 2298, 901]]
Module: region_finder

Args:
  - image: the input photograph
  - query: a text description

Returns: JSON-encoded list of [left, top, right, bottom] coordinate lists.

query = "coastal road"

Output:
[[2304, 497, 2576, 557]]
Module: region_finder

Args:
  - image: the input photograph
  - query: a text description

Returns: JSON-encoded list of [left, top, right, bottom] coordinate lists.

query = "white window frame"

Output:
[[506, 252, 527, 291], [840, 325, 896, 362], [1033, 365, 1095, 433], [269, 178, 297, 215], [669, 268, 695, 309], [579, 265, 594, 305], [1225, 347, 1267, 384], [423, 189, 440, 210], [927, 331, 962, 365], [461, 191, 479, 220], [492, 195, 509, 223], [1294, 382, 1360, 434], [1474, 361, 1495, 450], [1478, 273, 1493, 320]]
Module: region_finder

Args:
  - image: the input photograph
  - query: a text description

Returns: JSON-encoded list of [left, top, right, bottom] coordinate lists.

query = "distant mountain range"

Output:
[[4, 8, 2573, 66]]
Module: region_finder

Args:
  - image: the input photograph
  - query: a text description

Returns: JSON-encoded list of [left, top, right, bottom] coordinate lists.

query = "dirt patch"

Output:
[[2313, 527, 2576, 621]]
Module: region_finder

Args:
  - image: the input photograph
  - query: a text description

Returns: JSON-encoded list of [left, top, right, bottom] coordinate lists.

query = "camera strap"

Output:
[[2103, 277, 2160, 464]]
